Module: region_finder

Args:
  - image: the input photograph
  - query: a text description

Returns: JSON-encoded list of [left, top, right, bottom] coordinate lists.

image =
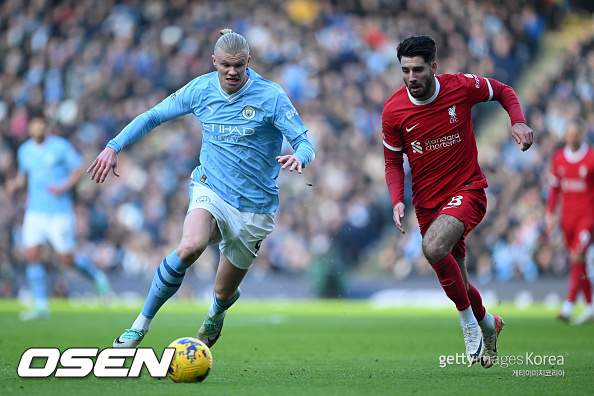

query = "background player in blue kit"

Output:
[[87, 29, 315, 348], [8, 114, 110, 321]]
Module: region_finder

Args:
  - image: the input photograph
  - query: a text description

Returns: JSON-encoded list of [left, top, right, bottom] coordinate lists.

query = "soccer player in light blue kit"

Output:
[[88, 29, 315, 348], [8, 114, 110, 321]]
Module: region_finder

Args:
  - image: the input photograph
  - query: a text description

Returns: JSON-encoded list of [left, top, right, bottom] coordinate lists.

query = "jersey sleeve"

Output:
[[382, 108, 405, 206], [381, 108, 403, 151], [458, 73, 494, 105], [272, 90, 314, 166], [287, 133, 315, 168], [487, 78, 526, 125], [458, 73, 526, 125], [107, 77, 201, 153], [272, 90, 309, 141], [272, 86, 315, 168], [384, 145, 405, 207]]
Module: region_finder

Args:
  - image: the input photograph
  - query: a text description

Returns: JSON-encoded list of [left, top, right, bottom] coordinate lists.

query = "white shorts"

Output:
[[187, 181, 275, 270], [22, 211, 77, 254]]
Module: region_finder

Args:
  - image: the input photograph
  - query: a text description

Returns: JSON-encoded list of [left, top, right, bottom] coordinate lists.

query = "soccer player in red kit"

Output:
[[546, 120, 594, 324], [382, 36, 533, 367]]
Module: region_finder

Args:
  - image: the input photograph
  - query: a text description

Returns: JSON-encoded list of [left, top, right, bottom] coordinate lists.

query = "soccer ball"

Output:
[[167, 337, 212, 383]]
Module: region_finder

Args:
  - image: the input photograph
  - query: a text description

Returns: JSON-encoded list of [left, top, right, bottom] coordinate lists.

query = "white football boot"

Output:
[[462, 322, 484, 365], [481, 315, 505, 368]]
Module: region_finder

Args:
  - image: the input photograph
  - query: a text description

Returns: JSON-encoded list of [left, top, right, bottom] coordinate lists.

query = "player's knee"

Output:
[[176, 238, 208, 264], [422, 238, 447, 263]]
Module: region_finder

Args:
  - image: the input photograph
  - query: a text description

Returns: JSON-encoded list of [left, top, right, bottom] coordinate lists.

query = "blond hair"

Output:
[[214, 28, 249, 56]]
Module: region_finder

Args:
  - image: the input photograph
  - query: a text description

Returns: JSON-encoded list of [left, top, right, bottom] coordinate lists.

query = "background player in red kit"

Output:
[[546, 120, 594, 324], [382, 35, 533, 367]]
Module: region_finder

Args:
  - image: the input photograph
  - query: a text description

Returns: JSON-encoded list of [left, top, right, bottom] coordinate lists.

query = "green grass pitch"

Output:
[[0, 299, 592, 395]]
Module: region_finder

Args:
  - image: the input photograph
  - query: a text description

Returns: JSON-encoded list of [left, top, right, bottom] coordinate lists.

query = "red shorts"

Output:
[[415, 189, 487, 258], [561, 219, 594, 256]]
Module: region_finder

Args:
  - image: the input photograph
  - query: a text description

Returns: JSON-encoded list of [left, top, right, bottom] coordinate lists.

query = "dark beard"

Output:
[[407, 83, 431, 99]]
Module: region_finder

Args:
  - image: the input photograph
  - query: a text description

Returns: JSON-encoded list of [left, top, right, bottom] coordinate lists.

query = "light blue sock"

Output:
[[208, 287, 241, 321], [26, 263, 49, 312], [74, 254, 101, 282], [141, 251, 191, 319]]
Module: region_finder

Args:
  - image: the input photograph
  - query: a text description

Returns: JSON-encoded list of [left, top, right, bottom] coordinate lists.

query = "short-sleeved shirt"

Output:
[[18, 135, 82, 213]]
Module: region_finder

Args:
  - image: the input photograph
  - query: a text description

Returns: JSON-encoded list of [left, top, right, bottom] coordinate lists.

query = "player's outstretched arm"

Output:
[[87, 147, 120, 183], [393, 202, 406, 234], [276, 155, 302, 174], [511, 122, 533, 152]]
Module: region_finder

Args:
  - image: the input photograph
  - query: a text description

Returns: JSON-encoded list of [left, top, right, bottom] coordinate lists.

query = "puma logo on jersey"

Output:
[[405, 123, 419, 133]]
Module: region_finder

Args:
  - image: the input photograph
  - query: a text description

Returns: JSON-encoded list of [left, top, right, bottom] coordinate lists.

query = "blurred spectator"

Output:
[[0, 0, 564, 297]]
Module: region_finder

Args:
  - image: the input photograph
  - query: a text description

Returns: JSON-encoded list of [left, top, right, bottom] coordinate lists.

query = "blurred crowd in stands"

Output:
[[0, 0, 590, 298]]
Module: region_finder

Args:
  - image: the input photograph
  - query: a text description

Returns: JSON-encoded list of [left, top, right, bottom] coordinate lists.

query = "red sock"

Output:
[[431, 254, 470, 311], [567, 263, 584, 302], [583, 275, 593, 304], [468, 283, 486, 322], [573, 263, 592, 304]]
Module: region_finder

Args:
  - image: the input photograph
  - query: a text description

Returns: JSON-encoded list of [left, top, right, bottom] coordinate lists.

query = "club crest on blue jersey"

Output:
[[196, 196, 210, 203], [242, 106, 255, 119]]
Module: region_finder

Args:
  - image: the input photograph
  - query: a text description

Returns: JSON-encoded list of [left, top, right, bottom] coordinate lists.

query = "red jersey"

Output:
[[383, 73, 525, 209], [547, 144, 594, 224]]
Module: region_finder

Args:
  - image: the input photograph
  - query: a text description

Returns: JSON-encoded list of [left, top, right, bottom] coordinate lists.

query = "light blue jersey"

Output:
[[108, 69, 315, 213], [18, 136, 82, 213]]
